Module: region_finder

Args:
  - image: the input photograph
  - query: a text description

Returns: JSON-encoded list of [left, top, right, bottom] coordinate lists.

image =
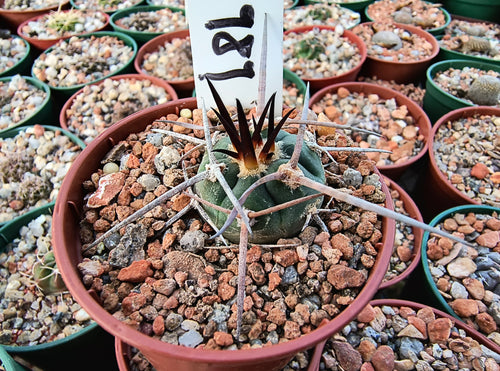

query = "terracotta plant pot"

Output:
[[110, 5, 186, 46], [52, 97, 396, 371], [424, 106, 500, 218], [0, 0, 69, 32], [283, 25, 367, 93], [134, 29, 193, 97], [365, 0, 451, 36], [59, 73, 179, 144], [308, 298, 500, 371], [423, 59, 500, 123], [420, 204, 500, 354], [352, 22, 439, 84], [16, 9, 110, 52], [309, 82, 432, 180], [378, 176, 423, 291], [115, 337, 321, 371]]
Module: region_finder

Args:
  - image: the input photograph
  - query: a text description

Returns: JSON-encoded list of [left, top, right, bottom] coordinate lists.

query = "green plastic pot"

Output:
[[0, 346, 28, 371], [365, 0, 451, 35], [0, 76, 52, 134], [0, 203, 117, 371], [0, 36, 31, 78], [304, 0, 374, 13], [423, 59, 500, 123], [31, 31, 138, 99], [110, 5, 186, 45], [442, 0, 500, 24], [437, 35, 500, 67], [420, 204, 500, 354]]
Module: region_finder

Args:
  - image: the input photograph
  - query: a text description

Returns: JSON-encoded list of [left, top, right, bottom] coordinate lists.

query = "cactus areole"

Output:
[[194, 80, 326, 243]]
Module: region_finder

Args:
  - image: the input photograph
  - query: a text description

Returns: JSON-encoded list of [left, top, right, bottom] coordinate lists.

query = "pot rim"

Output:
[[355, 21, 440, 66], [16, 8, 110, 46], [378, 176, 423, 290], [31, 31, 138, 93], [309, 81, 432, 172], [428, 105, 500, 205], [52, 96, 396, 365], [283, 25, 368, 83], [133, 28, 194, 90], [425, 58, 500, 108], [59, 72, 179, 134]]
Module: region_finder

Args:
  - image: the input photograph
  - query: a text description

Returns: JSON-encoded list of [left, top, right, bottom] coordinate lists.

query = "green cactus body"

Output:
[[32, 251, 67, 294], [293, 36, 326, 60], [195, 129, 325, 244]]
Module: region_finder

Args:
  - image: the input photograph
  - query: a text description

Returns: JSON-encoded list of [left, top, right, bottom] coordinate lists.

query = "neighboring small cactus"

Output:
[[293, 35, 326, 60], [372, 30, 403, 50], [195, 80, 326, 243], [307, 6, 332, 21], [32, 251, 67, 295], [46, 9, 83, 33], [467, 75, 500, 106]]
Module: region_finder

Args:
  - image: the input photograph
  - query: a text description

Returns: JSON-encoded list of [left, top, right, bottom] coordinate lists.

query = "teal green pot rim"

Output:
[[31, 31, 138, 95], [425, 58, 500, 111], [0, 345, 27, 371], [420, 204, 500, 321], [110, 5, 186, 44], [0, 202, 100, 354], [283, 67, 307, 97], [70, 0, 146, 14], [365, 1, 451, 35], [0, 76, 52, 135], [0, 124, 86, 149], [437, 35, 500, 66], [287, 0, 300, 9], [0, 36, 31, 78]]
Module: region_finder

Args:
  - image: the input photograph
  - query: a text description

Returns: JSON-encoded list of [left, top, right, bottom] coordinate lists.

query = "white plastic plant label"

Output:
[[186, 0, 283, 114]]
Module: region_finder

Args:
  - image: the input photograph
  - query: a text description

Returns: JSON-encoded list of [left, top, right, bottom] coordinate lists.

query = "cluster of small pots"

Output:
[[0, 0, 499, 371]]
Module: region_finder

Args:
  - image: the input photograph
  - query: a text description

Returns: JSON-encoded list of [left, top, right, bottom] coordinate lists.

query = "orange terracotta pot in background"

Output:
[[134, 29, 193, 98], [354, 22, 439, 84], [0, 0, 69, 33], [309, 81, 432, 180], [283, 25, 367, 94], [16, 9, 110, 52]]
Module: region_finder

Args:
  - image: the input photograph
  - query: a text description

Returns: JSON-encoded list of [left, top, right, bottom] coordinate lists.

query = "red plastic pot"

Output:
[[353, 22, 439, 84], [16, 9, 110, 51], [307, 298, 500, 371], [134, 29, 193, 97], [309, 81, 432, 180], [424, 106, 500, 218], [52, 97, 396, 371], [379, 176, 423, 290], [283, 25, 367, 93], [59, 73, 178, 142], [0, 0, 69, 32]]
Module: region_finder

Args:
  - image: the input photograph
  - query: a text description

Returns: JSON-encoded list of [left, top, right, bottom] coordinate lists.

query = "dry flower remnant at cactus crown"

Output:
[[77, 77, 474, 346]]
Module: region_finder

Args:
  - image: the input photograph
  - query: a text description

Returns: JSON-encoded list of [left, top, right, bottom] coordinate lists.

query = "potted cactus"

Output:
[[51, 66, 474, 370]]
